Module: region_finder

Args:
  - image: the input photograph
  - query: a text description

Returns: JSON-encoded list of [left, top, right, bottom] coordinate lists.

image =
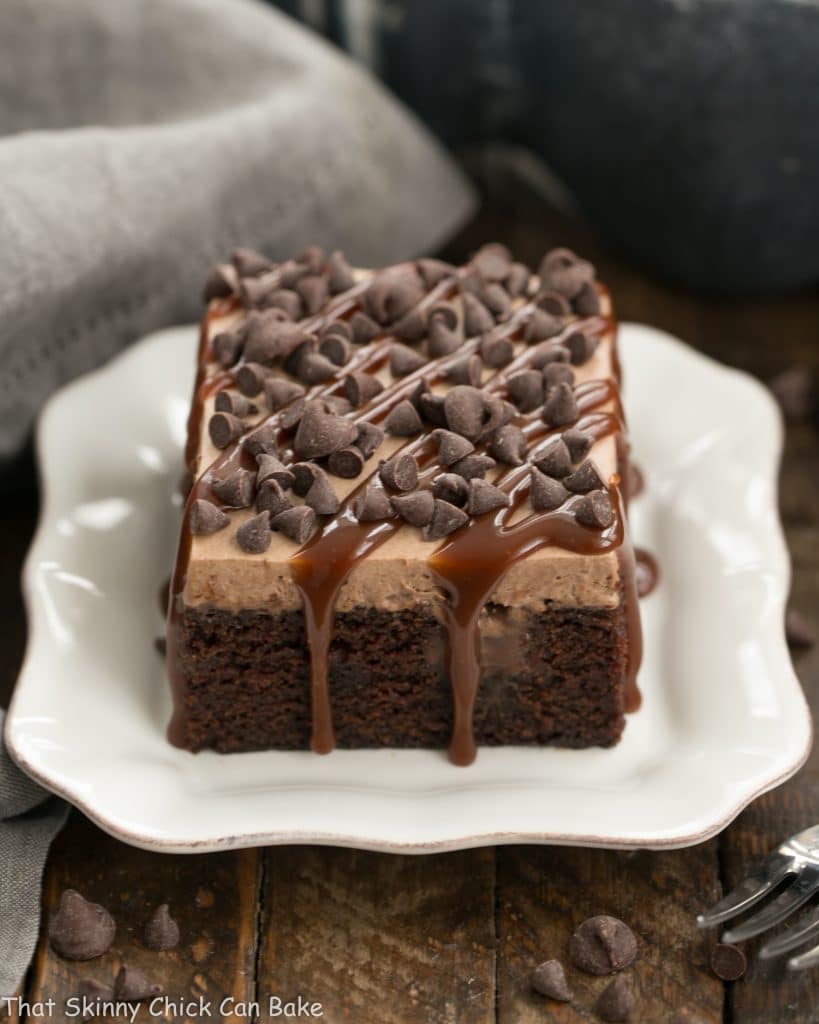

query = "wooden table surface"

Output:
[[2, 161, 818, 1023]]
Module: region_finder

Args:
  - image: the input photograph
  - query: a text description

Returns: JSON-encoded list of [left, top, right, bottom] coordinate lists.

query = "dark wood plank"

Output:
[[496, 845, 723, 1023], [25, 814, 260, 1023], [257, 846, 496, 1024]]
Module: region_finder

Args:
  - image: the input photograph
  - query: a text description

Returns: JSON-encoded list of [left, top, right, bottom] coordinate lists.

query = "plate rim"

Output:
[[5, 322, 812, 854]]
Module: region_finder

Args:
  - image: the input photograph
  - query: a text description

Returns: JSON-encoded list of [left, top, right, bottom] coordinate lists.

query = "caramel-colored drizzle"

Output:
[[167, 267, 643, 762]]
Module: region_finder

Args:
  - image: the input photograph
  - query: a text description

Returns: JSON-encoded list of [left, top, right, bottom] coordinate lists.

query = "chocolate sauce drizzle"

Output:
[[167, 261, 643, 763]]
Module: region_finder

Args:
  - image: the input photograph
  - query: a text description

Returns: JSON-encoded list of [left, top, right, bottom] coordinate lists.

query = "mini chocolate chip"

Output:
[[241, 323, 284, 366], [297, 351, 339, 385], [565, 459, 605, 494], [255, 478, 293, 515], [211, 468, 256, 508], [293, 403, 357, 459], [350, 311, 381, 345], [297, 274, 329, 316], [290, 462, 320, 497], [769, 366, 817, 420], [575, 490, 614, 530], [473, 242, 512, 281], [236, 511, 273, 553], [531, 343, 570, 369], [295, 245, 325, 272], [525, 308, 564, 343], [563, 427, 594, 462], [508, 370, 544, 412], [366, 266, 425, 324], [462, 292, 495, 336], [264, 378, 305, 412], [711, 943, 746, 981], [429, 302, 458, 330], [451, 454, 495, 480], [344, 372, 384, 407], [209, 412, 245, 449], [433, 473, 469, 507], [538, 248, 595, 299], [212, 330, 242, 368], [481, 282, 512, 320], [305, 467, 341, 514], [595, 976, 635, 1022], [423, 498, 469, 540], [280, 398, 306, 431], [427, 319, 462, 357], [418, 391, 448, 427], [479, 394, 511, 438], [243, 420, 279, 458], [392, 306, 428, 343], [467, 478, 510, 516], [49, 890, 116, 961], [542, 382, 579, 426], [279, 262, 310, 289], [215, 390, 256, 418], [236, 362, 269, 397], [531, 959, 572, 1002], [417, 257, 457, 287], [534, 438, 572, 478], [786, 608, 817, 649], [272, 505, 316, 545], [256, 454, 294, 489], [446, 353, 483, 387], [390, 343, 427, 378], [328, 251, 355, 293], [232, 247, 273, 277], [530, 467, 569, 510], [144, 904, 180, 952], [355, 483, 393, 522], [319, 333, 352, 366], [190, 499, 230, 536], [267, 288, 302, 319], [392, 489, 435, 527], [433, 428, 475, 466], [569, 915, 637, 975], [379, 453, 419, 492], [575, 281, 602, 316], [328, 446, 365, 479], [489, 424, 527, 466], [114, 965, 162, 1003], [355, 421, 385, 458], [385, 399, 423, 436], [203, 264, 238, 303], [505, 262, 531, 297], [535, 289, 572, 316], [320, 319, 353, 342], [480, 332, 515, 367], [543, 362, 576, 390], [444, 385, 487, 440], [76, 978, 111, 1019], [240, 274, 280, 311], [565, 330, 598, 366]]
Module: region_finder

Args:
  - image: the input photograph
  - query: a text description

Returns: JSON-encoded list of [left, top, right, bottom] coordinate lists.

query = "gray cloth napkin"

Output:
[[0, 0, 475, 461], [0, 710, 69, 1000]]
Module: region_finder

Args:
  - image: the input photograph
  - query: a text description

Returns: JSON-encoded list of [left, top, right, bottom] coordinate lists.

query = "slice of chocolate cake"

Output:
[[166, 243, 642, 765]]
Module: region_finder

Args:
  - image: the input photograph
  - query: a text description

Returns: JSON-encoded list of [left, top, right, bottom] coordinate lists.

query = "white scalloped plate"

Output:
[[5, 323, 811, 852]]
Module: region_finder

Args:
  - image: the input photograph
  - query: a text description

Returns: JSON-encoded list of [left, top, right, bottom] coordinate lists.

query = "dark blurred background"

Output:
[[270, 0, 819, 295]]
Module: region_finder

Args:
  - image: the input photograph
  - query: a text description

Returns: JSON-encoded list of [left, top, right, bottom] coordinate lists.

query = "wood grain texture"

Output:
[[495, 845, 723, 1024], [24, 814, 260, 1023], [256, 846, 496, 1024]]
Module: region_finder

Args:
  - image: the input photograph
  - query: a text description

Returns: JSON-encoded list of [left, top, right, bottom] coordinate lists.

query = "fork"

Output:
[[698, 825, 819, 970]]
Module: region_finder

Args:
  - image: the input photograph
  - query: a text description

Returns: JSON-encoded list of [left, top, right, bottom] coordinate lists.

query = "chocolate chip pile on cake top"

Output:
[[192, 243, 616, 555]]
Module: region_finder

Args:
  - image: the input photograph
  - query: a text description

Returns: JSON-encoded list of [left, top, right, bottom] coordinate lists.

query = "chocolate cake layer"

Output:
[[166, 243, 643, 763], [174, 598, 629, 753]]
